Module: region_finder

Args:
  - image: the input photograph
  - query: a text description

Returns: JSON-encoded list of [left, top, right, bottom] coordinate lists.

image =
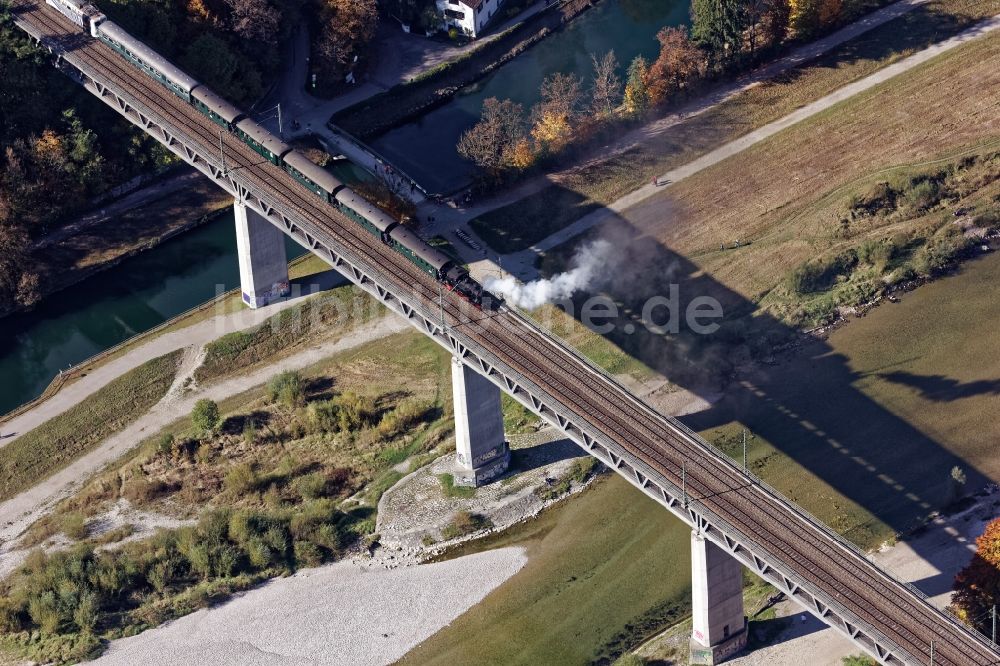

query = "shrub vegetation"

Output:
[[441, 511, 493, 540], [268, 370, 305, 408], [778, 153, 997, 326], [3, 331, 460, 661], [536, 457, 599, 501], [0, 502, 368, 663], [191, 399, 221, 435]]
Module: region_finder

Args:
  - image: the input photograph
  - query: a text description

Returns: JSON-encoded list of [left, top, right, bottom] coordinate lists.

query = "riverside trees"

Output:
[[313, 0, 378, 89], [0, 13, 173, 311], [457, 98, 529, 181], [457, 0, 871, 185]]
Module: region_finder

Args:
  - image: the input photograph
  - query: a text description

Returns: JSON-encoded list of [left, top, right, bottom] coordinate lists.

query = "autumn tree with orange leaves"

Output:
[[952, 517, 1000, 632], [646, 27, 705, 106]]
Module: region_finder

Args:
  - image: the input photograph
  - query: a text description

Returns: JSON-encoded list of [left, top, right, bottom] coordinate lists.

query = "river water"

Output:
[[1, 0, 688, 414], [0, 157, 375, 415], [0, 212, 309, 416], [370, 0, 690, 195]]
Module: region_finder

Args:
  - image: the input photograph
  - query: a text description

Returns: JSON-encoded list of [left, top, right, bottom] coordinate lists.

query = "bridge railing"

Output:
[[509, 305, 998, 654], [31, 22, 995, 659], [455, 306, 919, 663]]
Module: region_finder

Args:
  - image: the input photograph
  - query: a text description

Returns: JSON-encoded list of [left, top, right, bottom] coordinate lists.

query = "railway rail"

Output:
[[9, 2, 1000, 663]]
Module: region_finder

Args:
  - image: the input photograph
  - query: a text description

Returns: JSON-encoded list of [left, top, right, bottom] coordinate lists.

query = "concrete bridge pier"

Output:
[[235, 201, 290, 308], [451, 357, 510, 487], [690, 530, 748, 664]]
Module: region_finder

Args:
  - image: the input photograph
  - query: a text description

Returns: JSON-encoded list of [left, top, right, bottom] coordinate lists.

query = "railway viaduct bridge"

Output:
[[9, 2, 1000, 663]]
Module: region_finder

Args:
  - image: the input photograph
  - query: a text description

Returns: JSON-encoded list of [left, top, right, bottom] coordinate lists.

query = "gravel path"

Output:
[[0, 315, 409, 553], [485, 14, 1000, 281], [1, 295, 325, 445], [89, 547, 527, 666]]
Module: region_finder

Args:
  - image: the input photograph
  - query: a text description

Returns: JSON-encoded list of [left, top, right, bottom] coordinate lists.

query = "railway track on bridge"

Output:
[[11, 3, 1000, 663]]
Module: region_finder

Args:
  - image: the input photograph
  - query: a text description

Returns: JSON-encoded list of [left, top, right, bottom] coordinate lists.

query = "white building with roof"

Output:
[[436, 0, 507, 37]]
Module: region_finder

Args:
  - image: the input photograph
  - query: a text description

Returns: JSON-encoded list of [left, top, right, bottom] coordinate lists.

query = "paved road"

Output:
[[459, 14, 1000, 282]]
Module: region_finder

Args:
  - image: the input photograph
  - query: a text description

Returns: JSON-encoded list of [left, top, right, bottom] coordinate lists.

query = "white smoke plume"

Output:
[[485, 240, 614, 309]]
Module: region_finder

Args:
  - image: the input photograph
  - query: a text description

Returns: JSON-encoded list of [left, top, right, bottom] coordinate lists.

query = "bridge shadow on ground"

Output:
[[508, 437, 586, 475], [523, 190, 994, 591], [877, 371, 1000, 403]]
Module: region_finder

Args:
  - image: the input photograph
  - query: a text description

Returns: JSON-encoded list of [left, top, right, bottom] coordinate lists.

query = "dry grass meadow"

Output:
[[623, 32, 1000, 308], [471, 0, 1000, 252]]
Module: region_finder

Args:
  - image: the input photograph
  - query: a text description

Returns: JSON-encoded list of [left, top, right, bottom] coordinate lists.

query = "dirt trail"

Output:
[[0, 315, 409, 553], [1, 295, 326, 446]]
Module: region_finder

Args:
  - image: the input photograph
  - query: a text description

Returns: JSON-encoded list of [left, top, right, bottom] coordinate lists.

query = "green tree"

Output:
[[191, 399, 221, 435], [180, 34, 260, 104], [420, 4, 442, 31], [691, 0, 750, 64], [789, 0, 822, 39], [268, 370, 305, 408], [623, 56, 650, 116]]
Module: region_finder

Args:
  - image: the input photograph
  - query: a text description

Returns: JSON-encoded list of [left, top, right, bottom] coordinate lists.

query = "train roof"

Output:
[[97, 21, 198, 93], [53, 0, 86, 11], [283, 151, 344, 194], [334, 188, 397, 232], [191, 85, 244, 124], [235, 117, 291, 158], [389, 227, 452, 271]]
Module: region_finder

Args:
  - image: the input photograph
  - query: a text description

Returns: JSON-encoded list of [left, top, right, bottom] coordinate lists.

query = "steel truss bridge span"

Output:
[[10, 3, 1000, 664]]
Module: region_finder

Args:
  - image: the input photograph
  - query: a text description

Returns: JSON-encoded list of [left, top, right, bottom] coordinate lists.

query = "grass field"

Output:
[[684, 250, 1000, 547], [470, 0, 999, 253], [400, 474, 693, 666], [621, 33, 1000, 320], [0, 351, 180, 503], [829, 254, 1000, 489], [194, 286, 383, 384]]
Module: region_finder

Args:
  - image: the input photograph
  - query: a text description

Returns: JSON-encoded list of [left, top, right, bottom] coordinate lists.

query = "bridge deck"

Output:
[[11, 3, 999, 663]]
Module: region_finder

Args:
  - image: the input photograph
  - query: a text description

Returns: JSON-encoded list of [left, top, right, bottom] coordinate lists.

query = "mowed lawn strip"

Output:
[[470, 0, 998, 253], [0, 351, 181, 502], [400, 475, 693, 666]]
